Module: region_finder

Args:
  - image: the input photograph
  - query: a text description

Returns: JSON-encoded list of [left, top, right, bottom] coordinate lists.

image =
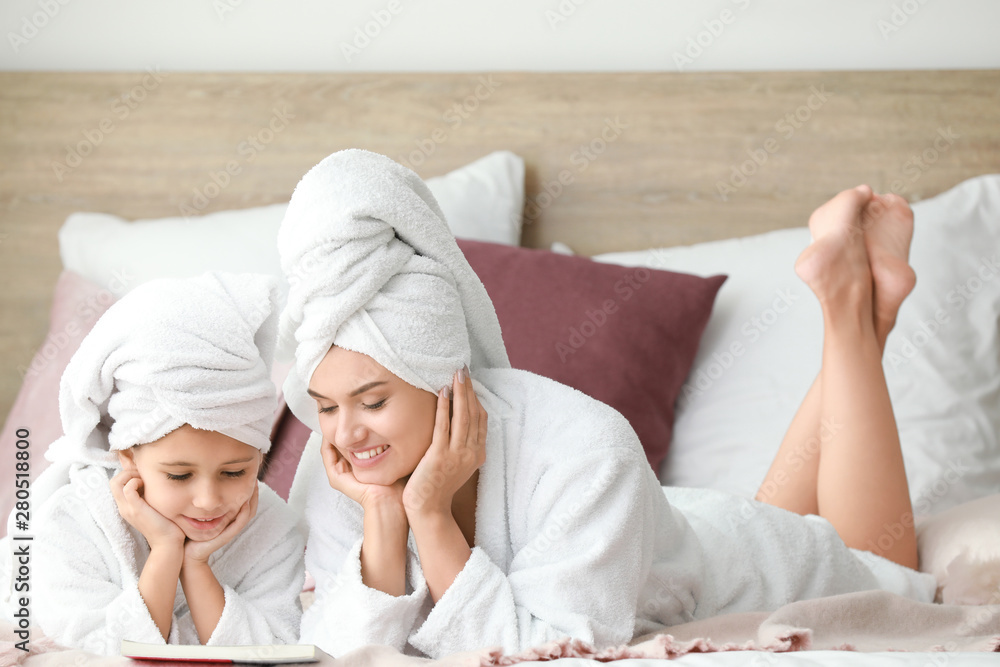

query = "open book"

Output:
[[120, 639, 320, 663]]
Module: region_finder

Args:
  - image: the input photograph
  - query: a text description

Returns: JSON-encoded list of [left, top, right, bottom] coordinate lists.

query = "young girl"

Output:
[[278, 150, 936, 658], [4, 272, 305, 655]]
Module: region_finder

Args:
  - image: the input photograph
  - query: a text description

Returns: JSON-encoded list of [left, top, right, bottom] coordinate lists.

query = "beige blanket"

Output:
[[2, 590, 997, 666]]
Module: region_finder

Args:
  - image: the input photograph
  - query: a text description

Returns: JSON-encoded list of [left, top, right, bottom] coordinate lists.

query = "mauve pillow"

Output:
[[268, 241, 726, 483], [457, 239, 725, 471]]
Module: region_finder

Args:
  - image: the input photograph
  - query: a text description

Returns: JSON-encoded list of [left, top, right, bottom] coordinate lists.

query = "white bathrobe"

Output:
[[31, 463, 305, 655], [293, 368, 937, 658]]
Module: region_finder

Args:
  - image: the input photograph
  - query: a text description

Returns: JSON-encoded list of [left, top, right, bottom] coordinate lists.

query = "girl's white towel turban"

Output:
[[38, 271, 280, 502], [276, 149, 510, 433]]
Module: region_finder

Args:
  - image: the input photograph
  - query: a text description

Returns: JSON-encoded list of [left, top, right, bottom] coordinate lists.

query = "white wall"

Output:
[[1, 0, 998, 72]]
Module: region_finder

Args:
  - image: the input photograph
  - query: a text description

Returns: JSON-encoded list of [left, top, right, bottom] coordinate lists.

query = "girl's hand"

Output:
[[403, 367, 487, 518], [321, 439, 407, 514], [184, 483, 259, 564], [110, 465, 185, 552]]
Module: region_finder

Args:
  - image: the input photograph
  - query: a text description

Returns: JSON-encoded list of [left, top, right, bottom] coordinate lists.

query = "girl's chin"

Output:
[[183, 525, 229, 542]]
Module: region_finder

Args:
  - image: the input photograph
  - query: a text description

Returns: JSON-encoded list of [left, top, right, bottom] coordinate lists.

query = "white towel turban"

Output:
[[277, 149, 510, 433], [36, 271, 280, 505]]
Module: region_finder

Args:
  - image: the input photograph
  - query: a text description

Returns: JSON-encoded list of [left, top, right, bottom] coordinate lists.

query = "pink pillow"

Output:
[[266, 241, 726, 488], [1, 271, 118, 533], [916, 493, 1000, 604], [0, 271, 292, 529]]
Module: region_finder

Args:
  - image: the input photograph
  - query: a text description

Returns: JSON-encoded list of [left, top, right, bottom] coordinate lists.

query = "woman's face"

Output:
[[309, 346, 437, 486], [119, 425, 261, 542]]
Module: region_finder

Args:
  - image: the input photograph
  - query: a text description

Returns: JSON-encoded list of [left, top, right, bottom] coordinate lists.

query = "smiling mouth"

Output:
[[184, 515, 225, 530], [353, 445, 388, 460], [350, 444, 390, 467]]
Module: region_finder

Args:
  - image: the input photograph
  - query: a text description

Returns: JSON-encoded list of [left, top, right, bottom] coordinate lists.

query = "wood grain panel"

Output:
[[1, 71, 998, 419]]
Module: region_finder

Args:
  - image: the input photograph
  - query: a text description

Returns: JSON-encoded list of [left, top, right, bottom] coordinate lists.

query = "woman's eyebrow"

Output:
[[349, 381, 387, 397], [308, 381, 387, 400]]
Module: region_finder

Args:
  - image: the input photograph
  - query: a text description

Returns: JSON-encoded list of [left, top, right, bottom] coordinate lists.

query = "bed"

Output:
[[1, 70, 999, 665]]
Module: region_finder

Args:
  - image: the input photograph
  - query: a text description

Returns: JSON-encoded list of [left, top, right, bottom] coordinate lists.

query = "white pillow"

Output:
[[593, 175, 1000, 516], [59, 150, 525, 293]]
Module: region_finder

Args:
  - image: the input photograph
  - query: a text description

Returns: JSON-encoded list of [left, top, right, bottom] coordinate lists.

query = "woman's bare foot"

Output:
[[860, 193, 916, 349], [795, 186, 875, 312]]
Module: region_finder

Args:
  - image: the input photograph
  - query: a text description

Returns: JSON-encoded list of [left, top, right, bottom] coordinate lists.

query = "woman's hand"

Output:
[[403, 366, 487, 518], [110, 465, 185, 552], [184, 483, 259, 564], [321, 439, 407, 514], [322, 438, 410, 596]]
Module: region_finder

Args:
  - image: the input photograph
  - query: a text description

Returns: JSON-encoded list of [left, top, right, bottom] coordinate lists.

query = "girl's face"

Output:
[[309, 345, 437, 486], [119, 425, 261, 542]]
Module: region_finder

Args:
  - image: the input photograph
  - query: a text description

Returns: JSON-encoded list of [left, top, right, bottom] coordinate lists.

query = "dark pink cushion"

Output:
[[457, 240, 725, 471], [267, 242, 726, 482]]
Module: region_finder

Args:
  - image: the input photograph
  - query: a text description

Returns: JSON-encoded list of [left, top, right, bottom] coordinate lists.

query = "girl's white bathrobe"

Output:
[[294, 368, 937, 659], [32, 463, 305, 655]]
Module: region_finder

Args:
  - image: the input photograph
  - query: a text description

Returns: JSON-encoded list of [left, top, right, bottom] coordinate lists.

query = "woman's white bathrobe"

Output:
[[33, 463, 305, 655], [293, 368, 937, 659]]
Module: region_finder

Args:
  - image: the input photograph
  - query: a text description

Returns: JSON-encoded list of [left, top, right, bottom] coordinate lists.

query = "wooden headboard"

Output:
[[1, 70, 999, 417]]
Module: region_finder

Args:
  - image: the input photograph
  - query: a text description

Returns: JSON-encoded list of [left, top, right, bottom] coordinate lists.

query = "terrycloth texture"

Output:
[[290, 368, 937, 660], [22, 465, 304, 656], [276, 149, 510, 433], [22, 272, 280, 523]]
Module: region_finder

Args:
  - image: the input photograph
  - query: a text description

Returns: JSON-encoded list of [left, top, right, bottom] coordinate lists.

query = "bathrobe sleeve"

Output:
[[299, 479, 430, 656], [33, 484, 180, 655], [408, 446, 655, 657], [196, 484, 306, 646]]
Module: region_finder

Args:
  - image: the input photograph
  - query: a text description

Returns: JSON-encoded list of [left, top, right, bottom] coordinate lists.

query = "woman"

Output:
[[278, 150, 935, 658]]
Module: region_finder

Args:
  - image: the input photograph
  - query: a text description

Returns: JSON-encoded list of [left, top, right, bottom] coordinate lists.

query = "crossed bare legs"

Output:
[[755, 185, 919, 570]]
